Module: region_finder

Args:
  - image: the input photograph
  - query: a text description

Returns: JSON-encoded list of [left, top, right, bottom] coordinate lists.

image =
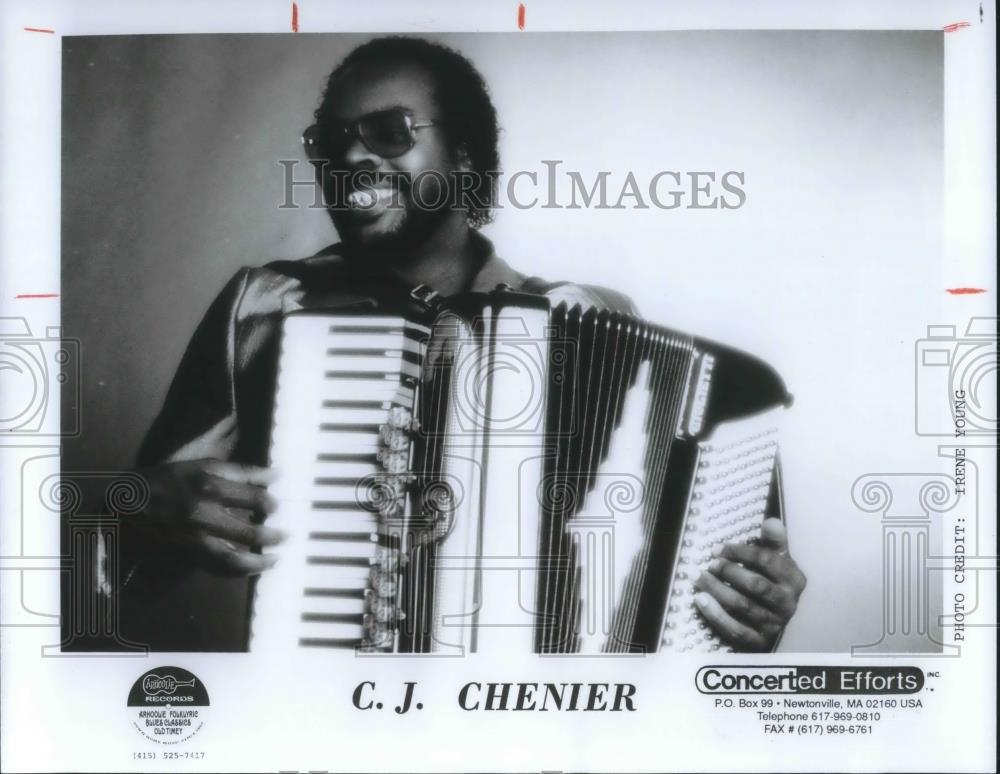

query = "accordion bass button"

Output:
[[373, 547, 401, 572], [387, 477, 408, 497], [369, 597, 397, 624], [386, 406, 414, 429], [379, 426, 410, 451], [362, 618, 393, 648], [369, 568, 397, 597], [377, 451, 409, 474]]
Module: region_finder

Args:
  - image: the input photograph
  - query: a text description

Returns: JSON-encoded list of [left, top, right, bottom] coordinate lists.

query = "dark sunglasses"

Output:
[[302, 108, 439, 161]]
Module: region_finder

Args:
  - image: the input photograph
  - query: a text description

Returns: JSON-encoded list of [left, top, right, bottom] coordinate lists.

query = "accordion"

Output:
[[250, 286, 792, 655]]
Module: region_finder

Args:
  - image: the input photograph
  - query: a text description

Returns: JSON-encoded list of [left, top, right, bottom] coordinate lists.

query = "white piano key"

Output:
[[399, 360, 421, 380], [311, 461, 380, 479], [323, 379, 413, 399], [326, 332, 425, 352], [307, 482, 374, 501], [303, 561, 373, 585], [321, 371, 410, 386], [307, 536, 380, 559], [320, 407, 393, 425], [265, 516, 379, 541], [315, 430, 380, 452], [300, 592, 368, 615], [325, 353, 405, 372], [323, 315, 414, 329], [272, 449, 380, 474], [308, 501, 380, 518], [304, 511, 381, 529], [296, 620, 366, 641]]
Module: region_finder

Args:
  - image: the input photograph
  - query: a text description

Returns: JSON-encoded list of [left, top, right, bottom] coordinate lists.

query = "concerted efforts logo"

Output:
[[127, 666, 209, 743]]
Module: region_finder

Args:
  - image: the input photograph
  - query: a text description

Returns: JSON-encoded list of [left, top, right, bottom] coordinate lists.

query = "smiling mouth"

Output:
[[346, 186, 396, 209]]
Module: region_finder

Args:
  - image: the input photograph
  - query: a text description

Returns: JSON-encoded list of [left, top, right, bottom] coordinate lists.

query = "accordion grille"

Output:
[[536, 304, 695, 654]]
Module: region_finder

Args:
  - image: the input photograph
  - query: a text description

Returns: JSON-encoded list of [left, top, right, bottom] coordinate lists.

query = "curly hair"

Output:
[[314, 36, 501, 229]]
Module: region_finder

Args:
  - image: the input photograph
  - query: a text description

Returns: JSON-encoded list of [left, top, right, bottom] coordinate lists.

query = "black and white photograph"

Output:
[[57, 29, 944, 655], [1, 1, 995, 772]]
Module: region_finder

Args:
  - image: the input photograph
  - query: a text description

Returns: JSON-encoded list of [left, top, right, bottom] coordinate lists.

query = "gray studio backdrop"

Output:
[[62, 32, 943, 651]]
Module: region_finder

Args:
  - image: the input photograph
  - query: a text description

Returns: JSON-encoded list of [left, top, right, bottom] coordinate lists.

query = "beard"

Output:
[[327, 170, 454, 255]]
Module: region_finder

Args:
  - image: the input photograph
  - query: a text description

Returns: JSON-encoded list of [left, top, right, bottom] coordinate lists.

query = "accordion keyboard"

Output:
[[250, 314, 428, 652]]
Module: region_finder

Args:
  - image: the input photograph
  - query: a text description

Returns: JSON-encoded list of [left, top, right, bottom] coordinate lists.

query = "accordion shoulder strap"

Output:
[[520, 276, 639, 316]]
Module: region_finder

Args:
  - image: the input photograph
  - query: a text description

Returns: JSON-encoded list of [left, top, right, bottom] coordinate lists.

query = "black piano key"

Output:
[[304, 587, 367, 599], [307, 556, 372, 567], [301, 612, 365, 624], [319, 423, 382, 433], [325, 370, 400, 380], [327, 348, 422, 364], [322, 399, 389, 409], [316, 453, 378, 463], [299, 637, 363, 648], [311, 501, 378, 512], [325, 322, 429, 337], [327, 325, 406, 335], [308, 531, 375, 542]]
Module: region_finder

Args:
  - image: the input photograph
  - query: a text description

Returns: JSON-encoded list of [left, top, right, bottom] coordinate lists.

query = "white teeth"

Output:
[[348, 190, 375, 208], [347, 187, 393, 209]]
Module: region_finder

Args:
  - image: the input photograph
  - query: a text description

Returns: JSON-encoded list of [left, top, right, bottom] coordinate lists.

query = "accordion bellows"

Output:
[[250, 286, 792, 654]]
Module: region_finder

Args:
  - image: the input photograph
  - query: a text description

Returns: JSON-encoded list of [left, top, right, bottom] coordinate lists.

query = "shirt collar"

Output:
[[317, 231, 526, 296]]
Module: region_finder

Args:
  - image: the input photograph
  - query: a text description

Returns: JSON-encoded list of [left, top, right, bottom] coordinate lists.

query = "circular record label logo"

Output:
[[127, 666, 209, 744]]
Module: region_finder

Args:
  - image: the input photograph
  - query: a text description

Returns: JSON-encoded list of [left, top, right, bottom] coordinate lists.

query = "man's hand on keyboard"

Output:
[[135, 460, 286, 576], [692, 518, 807, 652]]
